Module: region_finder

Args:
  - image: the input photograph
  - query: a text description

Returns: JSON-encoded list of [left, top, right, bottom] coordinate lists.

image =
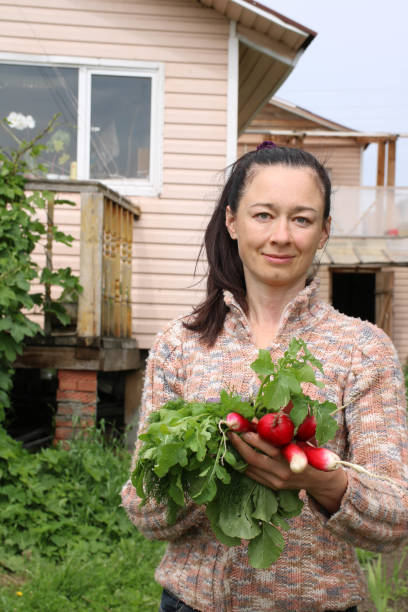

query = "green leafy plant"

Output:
[[132, 338, 338, 569], [0, 425, 136, 562], [0, 426, 166, 611], [0, 114, 82, 424]]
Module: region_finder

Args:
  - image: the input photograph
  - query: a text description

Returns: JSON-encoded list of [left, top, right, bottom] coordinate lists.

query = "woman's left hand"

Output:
[[229, 431, 348, 514]]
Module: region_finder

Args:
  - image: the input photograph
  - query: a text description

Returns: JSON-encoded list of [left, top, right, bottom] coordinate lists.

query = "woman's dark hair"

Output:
[[184, 144, 332, 346]]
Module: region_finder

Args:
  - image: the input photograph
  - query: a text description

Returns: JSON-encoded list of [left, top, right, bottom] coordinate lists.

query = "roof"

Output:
[[268, 97, 353, 132], [321, 237, 408, 266], [199, 0, 316, 134]]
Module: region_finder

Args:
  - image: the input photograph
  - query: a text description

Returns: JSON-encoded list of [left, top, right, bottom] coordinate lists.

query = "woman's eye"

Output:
[[294, 216, 311, 226], [255, 212, 271, 221]]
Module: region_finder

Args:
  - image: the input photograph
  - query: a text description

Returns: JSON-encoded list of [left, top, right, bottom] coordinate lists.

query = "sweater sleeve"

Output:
[[311, 325, 408, 552], [120, 323, 205, 540]]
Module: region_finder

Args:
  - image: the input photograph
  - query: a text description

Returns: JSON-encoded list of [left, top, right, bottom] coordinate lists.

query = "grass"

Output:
[[357, 548, 408, 611], [0, 536, 166, 611], [1, 424, 408, 612], [0, 424, 166, 611]]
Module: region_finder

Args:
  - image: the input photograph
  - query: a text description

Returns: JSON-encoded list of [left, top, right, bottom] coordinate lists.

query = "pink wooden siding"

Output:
[[0, 0, 230, 347], [305, 145, 362, 186], [316, 265, 330, 304]]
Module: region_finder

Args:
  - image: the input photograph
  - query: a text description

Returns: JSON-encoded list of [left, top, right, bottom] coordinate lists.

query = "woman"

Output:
[[121, 144, 408, 612]]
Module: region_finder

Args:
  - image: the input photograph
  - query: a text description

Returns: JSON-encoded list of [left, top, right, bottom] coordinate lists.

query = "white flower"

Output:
[[6, 111, 36, 130]]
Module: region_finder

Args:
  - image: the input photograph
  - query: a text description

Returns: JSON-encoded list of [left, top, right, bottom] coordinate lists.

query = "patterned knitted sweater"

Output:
[[121, 280, 408, 612]]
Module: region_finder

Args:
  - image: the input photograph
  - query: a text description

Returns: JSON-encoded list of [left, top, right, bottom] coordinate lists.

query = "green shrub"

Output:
[[0, 426, 136, 561], [0, 426, 166, 610]]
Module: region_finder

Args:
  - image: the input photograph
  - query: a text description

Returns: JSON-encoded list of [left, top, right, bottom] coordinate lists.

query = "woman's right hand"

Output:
[[228, 430, 348, 514]]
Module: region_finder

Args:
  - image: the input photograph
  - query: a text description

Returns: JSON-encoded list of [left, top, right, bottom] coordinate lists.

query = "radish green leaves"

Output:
[[131, 338, 337, 568]]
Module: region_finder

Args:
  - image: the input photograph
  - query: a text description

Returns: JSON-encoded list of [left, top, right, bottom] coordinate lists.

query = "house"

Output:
[[1, 0, 316, 440], [240, 96, 408, 363]]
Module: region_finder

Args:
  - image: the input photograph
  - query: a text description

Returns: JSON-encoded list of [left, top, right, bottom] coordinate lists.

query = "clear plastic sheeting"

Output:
[[331, 186, 408, 237]]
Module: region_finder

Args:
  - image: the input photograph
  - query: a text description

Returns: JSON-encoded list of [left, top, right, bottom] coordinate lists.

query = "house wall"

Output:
[[305, 145, 361, 187], [239, 133, 362, 187], [318, 264, 408, 366], [1, 0, 230, 347]]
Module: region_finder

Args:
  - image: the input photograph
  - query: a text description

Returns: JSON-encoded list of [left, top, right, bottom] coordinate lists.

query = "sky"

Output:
[[262, 0, 408, 186]]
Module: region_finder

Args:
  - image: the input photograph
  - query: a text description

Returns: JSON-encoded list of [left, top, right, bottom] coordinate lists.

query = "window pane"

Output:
[[0, 64, 78, 178], [90, 74, 151, 180]]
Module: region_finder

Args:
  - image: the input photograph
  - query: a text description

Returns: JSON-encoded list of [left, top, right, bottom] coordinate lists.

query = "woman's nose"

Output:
[[270, 218, 291, 244]]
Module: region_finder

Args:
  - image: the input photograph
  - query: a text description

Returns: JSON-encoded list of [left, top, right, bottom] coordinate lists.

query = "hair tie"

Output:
[[256, 140, 276, 151]]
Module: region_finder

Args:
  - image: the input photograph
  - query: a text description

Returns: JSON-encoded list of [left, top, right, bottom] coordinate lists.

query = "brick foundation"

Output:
[[54, 370, 97, 443]]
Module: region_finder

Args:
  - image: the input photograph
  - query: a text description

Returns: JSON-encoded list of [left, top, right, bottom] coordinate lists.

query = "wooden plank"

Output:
[[164, 152, 226, 171], [164, 138, 226, 156], [237, 23, 297, 62], [387, 140, 396, 187], [132, 274, 206, 290], [133, 258, 206, 275], [0, 0, 221, 19], [131, 288, 205, 305], [0, 19, 227, 49], [133, 243, 201, 260], [112, 202, 122, 338], [134, 303, 194, 319], [377, 141, 386, 186], [160, 183, 220, 201], [165, 108, 227, 126], [49, 255, 80, 271], [134, 227, 204, 245], [77, 192, 104, 337], [0, 6, 228, 34], [166, 78, 227, 95], [164, 168, 223, 185], [131, 198, 215, 215], [164, 124, 227, 141], [135, 333, 157, 348], [239, 60, 287, 132], [166, 93, 227, 111], [165, 63, 227, 79], [133, 317, 192, 335], [135, 213, 210, 230], [0, 37, 227, 65], [375, 270, 394, 337]]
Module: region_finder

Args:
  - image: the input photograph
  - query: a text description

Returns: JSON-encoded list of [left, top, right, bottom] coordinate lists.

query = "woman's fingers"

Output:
[[228, 432, 306, 490], [229, 431, 280, 459], [229, 432, 290, 476]]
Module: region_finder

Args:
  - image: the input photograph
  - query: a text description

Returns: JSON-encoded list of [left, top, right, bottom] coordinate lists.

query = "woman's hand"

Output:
[[229, 431, 348, 514]]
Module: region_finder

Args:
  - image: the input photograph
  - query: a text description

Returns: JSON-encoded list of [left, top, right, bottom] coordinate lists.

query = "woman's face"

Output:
[[225, 164, 330, 293]]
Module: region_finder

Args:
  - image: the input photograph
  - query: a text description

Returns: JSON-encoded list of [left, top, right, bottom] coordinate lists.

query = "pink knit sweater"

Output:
[[121, 281, 408, 612]]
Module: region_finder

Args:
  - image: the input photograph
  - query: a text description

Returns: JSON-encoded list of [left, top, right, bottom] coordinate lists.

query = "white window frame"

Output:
[[0, 52, 164, 196]]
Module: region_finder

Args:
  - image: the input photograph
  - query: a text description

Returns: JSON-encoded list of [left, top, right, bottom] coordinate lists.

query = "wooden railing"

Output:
[[25, 179, 140, 341]]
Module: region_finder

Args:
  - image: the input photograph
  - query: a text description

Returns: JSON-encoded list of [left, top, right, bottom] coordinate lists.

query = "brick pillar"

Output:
[[54, 370, 98, 443]]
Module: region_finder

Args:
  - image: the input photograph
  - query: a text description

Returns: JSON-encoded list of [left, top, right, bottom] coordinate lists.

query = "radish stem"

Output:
[[336, 460, 397, 485], [331, 395, 361, 416]]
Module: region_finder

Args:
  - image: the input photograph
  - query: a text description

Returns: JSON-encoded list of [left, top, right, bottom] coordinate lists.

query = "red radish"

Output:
[[298, 443, 340, 471], [257, 412, 294, 447], [225, 412, 257, 433], [281, 442, 308, 473], [282, 400, 294, 415], [296, 414, 317, 441]]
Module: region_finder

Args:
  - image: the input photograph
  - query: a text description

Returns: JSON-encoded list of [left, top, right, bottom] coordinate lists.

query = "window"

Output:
[[0, 55, 163, 196]]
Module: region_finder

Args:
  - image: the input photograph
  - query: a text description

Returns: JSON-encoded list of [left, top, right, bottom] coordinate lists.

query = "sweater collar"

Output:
[[223, 279, 323, 343]]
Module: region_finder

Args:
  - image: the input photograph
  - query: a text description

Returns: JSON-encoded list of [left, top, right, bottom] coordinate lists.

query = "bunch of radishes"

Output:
[[225, 401, 340, 474]]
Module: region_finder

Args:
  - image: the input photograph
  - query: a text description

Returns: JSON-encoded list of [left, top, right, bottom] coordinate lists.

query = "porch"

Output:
[[13, 179, 142, 445]]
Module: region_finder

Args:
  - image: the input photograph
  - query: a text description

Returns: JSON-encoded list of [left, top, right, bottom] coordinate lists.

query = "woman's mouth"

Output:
[[263, 253, 294, 264]]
